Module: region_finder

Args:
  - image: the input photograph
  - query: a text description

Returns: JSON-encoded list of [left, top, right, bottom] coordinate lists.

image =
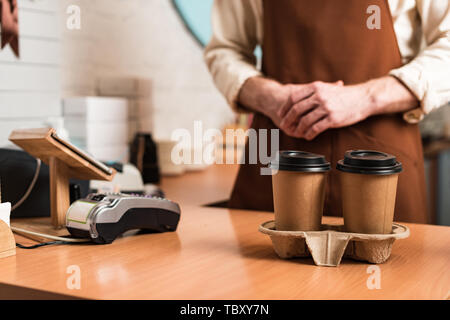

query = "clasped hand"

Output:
[[271, 80, 373, 140]]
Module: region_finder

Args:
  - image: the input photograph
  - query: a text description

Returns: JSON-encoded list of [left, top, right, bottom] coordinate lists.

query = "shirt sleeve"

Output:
[[390, 0, 450, 123], [204, 0, 263, 113]]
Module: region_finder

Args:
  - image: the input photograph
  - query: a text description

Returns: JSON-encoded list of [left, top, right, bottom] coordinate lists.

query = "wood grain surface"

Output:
[[1, 206, 449, 300], [0, 221, 15, 259], [160, 164, 239, 206]]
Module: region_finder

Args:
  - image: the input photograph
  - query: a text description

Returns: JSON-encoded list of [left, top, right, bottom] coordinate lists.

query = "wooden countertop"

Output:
[[1, 164, 449, 299], [159, 164, 239, 206], [1, 206, 449, 299]]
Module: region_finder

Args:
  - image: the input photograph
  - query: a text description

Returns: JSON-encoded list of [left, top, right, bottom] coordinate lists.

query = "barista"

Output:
[[204, 0, 450, 223]]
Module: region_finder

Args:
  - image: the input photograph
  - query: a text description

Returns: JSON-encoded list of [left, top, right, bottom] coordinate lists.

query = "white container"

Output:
[[65, 118, 128, 147], [63, 97, 128, 122], [63, 96, 129, 148]]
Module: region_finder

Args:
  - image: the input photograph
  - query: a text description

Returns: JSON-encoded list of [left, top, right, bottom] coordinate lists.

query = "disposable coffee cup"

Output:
[[269, 151, 330, 231], [337, 150, 402, 234]]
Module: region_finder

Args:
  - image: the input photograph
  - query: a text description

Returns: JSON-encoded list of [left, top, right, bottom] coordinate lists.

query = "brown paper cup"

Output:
[[337, 150, 402, 234], [270, 151, 330, 231], [340, 172, 399, 234], [272, 170, 327, 231]]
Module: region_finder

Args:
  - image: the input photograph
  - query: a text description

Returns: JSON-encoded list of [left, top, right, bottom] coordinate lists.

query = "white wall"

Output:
[[0, 0, 61, 146], [59, 0, 234, 141], [0, 0, 234, 148]]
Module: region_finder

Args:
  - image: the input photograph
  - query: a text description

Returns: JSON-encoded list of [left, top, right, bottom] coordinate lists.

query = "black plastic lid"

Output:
[[269, 151, 331, 172], [336, 150, 402, 175]]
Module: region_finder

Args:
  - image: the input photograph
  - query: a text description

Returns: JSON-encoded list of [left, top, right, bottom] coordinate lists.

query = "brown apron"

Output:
[[229, 0, 428, 223]]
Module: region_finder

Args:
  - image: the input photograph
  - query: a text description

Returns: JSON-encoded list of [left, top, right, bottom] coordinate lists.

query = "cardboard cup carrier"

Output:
[[261, 150, 409, 267]]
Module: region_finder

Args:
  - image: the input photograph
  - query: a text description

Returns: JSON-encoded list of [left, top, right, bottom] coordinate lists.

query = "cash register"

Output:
[[66, 192, 181, 244]]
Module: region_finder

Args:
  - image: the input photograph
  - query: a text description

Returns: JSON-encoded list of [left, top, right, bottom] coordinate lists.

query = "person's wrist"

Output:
[[362, 76, 419, 117], [360, 78, 385, 118], [258, 79, 286, 119], [239, 76, 284, 118]]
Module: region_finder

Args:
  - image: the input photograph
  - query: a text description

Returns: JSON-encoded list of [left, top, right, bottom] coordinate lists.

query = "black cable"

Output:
[[16, 241, 78, 249]]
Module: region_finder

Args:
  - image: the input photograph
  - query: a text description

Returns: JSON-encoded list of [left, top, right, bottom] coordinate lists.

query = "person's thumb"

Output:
[[335, 80, 344, 86]]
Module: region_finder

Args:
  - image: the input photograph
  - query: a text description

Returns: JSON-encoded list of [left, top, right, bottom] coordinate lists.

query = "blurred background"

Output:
[[0, 0, 235, 147], [0, 0, 448, 225]]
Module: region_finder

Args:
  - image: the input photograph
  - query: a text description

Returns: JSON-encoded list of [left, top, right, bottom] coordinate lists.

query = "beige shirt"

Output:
[[204, 0, 450, 123]]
